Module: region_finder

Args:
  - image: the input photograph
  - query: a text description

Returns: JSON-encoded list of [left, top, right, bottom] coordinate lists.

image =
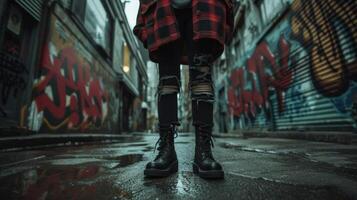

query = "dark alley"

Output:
[[1, 133, 357, 199], [0, 0, 357, 199]]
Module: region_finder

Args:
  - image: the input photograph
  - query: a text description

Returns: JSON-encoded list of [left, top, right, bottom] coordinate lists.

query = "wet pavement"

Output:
[[0, 133, 357, 199]]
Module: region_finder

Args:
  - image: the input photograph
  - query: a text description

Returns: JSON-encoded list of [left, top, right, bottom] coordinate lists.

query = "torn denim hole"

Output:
[[189, 66, 212, 80], [193, 53, 214, 67], [189, 81, 215, 103], [156, 75, 181, 102], [189, 62, 215, 102]]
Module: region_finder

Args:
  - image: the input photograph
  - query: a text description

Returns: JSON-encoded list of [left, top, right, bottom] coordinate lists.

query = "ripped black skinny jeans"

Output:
[[156, 7, 215, 129]]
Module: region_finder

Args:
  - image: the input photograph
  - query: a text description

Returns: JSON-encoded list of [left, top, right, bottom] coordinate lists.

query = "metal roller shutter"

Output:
[[15, 0, 43, 21]]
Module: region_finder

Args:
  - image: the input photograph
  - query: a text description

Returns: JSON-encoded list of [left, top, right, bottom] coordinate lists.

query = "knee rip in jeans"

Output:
[[189, 66, 211, 80], [193, 53, 213, 67], [189, 62, 214, 103], [190, 82, 215, 103], [157, 75, 180, 101]]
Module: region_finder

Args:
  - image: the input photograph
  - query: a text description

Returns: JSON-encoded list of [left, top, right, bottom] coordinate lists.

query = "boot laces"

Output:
[[154, 124, 178, 155], [198, 126, 215, 156]]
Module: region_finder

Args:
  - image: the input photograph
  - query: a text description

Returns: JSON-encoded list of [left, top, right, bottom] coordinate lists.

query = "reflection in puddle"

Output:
[[0, 165, 103, 199], [0, 153, 145, 199]]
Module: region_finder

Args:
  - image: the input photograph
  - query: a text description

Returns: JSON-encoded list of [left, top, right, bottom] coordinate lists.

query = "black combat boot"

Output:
[[193, 124, 224, 179], [144, 124, 178, 177]]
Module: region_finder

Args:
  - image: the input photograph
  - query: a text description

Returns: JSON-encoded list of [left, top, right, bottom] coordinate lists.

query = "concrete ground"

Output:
[[0, 133, 357, 199]]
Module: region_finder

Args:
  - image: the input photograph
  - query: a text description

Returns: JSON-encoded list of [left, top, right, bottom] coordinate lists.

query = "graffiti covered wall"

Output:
[[28, 13, 119, 133], [227, 0, 357, 131]]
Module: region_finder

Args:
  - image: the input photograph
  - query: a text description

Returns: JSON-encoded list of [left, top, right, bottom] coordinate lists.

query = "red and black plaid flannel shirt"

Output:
[[133, 0, 234, 64]]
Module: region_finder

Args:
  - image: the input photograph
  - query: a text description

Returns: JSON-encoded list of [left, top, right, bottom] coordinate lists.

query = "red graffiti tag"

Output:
[[228, 35, 292, 118], [34, 45, 109, 130]]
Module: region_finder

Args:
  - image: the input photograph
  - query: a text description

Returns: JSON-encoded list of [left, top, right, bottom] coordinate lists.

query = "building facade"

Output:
[[213, 0, 357, 133], [146, 60, 159, 133], [178, 65, 194, 133], [0, 0, 148, 134]]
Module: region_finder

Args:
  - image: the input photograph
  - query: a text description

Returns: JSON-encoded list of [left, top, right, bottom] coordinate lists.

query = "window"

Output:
[[1, 3, 34, 61], [123, 42, 131, 73], [260, 0, 284, 26], [2, 5, 23, 58], [72, 0, 112, 55], [84, 0, 111, 52]]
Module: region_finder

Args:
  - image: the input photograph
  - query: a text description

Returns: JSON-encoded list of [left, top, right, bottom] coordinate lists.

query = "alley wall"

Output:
[[215, 0, 357, 132]]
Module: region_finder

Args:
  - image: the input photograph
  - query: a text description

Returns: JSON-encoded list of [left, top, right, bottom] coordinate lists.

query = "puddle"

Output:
[[0, 163, 136, 200], [0, 164, 104, 199], [113, 154, 144, 168], [0, 154, 143, 199]]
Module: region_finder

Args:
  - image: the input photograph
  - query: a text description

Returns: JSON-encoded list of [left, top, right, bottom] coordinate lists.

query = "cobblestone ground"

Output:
[[0, 133, 357, 199]]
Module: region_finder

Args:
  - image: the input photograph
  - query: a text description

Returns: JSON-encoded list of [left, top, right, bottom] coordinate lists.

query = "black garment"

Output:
[[156, 7, 214, 128], [171, 0, 191, 9], [144, 125, 178, 177], [154, 8, 223, 179]]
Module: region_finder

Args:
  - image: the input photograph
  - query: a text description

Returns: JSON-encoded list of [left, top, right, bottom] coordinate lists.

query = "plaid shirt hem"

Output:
[[133, 0, 234, 64]]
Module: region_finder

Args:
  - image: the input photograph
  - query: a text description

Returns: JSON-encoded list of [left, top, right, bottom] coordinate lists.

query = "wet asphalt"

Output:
[[0, 133, 357, 200]]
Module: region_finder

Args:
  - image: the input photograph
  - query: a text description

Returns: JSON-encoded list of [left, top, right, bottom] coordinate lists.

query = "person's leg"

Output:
[[181, 9, 224, 179], [144, 37, 183, 177], [157, 54, 181, 128]]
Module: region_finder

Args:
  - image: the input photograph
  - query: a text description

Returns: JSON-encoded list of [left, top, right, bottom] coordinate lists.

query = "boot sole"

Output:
[[144, 160, 178, 177], [193, 163, 224, 179]]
